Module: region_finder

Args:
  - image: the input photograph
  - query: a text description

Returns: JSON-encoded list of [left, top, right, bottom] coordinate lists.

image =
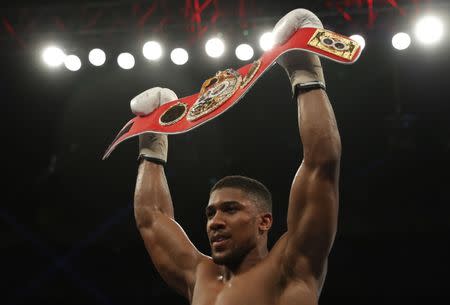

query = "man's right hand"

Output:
[[130, 87, 178, 165]]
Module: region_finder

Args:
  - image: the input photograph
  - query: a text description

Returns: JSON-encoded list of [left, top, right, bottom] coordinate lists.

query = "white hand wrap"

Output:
[[272, 9, 326, 94], [138, 133, 168, 165], [130, 87, 177, 116], [130, 87, 178, 164]]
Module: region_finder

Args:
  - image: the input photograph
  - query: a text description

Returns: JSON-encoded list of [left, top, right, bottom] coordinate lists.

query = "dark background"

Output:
[[1, 1, 449, 304]]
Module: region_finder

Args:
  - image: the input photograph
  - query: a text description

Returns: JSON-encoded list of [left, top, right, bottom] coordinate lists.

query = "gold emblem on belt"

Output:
[[187, 69, 242, 121], [307, 29, 360, 60]]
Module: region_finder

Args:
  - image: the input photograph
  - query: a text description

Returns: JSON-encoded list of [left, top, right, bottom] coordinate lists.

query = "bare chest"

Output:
[[191, 274, 276, 305], [191, 273, 316, 305]]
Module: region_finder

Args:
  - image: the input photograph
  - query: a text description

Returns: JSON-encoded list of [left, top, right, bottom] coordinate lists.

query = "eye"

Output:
[[223, 206, 237, 214], [206, 209, 215, 219]]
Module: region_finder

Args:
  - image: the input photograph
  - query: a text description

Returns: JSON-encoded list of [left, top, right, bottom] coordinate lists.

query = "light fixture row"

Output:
[[42, 31, 275, 71], [41, 15, 445, 71]]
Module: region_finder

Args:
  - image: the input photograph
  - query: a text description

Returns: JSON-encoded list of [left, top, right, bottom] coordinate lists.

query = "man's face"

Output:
[[206, 187, 260, 266]]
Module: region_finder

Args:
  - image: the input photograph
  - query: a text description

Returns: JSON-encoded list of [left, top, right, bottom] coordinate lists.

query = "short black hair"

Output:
[[210, 175, 272, 213]]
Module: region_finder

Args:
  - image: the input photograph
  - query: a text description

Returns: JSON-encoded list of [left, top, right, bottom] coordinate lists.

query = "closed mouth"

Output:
[[210, 235, 230, 244]]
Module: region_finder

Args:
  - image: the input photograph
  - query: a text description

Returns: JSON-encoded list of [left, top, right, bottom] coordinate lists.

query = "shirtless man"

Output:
[[132, 9, 340, 305]]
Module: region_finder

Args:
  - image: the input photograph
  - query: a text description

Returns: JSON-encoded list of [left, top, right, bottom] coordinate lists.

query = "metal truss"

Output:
[[1, 0, 444, 49]]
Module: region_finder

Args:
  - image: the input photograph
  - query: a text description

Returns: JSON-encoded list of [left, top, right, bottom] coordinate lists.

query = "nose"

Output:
[[207, 212, 226, 231]]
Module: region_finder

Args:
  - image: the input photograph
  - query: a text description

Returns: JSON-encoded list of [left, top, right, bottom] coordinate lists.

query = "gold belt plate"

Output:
[[307, 29, 360, 61], [187, 69, 242, 121]]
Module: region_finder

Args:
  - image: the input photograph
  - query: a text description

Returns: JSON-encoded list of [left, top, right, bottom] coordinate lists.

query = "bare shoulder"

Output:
[[196, 255, 221, 277], [190, 257, 223, 304]]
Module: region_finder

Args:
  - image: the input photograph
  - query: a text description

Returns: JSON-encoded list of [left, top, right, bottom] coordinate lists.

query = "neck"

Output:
[[220, 243, 269, 280]]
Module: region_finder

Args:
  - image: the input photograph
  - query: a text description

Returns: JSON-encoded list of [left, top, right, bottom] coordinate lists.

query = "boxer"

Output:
[[133, 9, 341, 305]]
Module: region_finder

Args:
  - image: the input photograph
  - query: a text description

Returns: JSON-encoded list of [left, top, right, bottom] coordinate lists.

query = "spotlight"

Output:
[[415, 16, 444, 45], [64, 55, 82, 71], [350, 34, 366, 50], [205, 38, 225, 58], [170, 48, 189, 65], [235, 44, 254, 61], [143, 41, 163, 61], [259, 32, 274, 51], [392, 32, 411, 50], [117, 53, 135, 70], [89, 48, 106, 66], [42, 46, 66, 67]]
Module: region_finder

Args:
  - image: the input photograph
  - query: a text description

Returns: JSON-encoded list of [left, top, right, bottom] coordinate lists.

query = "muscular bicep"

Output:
[[284, 160, 339, 278], [138, 212, 205, 299]]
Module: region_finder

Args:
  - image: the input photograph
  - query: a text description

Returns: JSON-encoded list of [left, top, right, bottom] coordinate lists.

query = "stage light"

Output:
[[235, 44, 254, 61], [42, 46, 66, 67], [143, 41, 163, 60], [392, 32, 411, 50], [89, 48, 106, 66], [415, 16, 444, 45], [205, 38, 225, 58], [350, 34, 366, 50], [170, 48, 189, 65], [64, 55, 81, 71], [259, 32, 274, 51], [117, 53, 135, 70]]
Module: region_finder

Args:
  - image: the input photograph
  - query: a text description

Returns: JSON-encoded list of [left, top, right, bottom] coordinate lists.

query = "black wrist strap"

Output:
[[137, 155, 166, 166], [293, 82, 326, 99]]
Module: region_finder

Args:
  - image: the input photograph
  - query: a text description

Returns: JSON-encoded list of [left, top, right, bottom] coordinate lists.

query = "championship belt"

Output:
[[103, 28, 362, 160]]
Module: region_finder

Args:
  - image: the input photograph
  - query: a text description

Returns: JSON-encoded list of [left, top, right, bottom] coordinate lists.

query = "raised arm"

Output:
[[285, 89, 340, 277], [272, 9, 341, 282], [132, 88, 204, 300]]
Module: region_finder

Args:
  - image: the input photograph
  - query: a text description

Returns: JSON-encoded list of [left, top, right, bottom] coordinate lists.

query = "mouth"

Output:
[[210, 235, 230, 248]]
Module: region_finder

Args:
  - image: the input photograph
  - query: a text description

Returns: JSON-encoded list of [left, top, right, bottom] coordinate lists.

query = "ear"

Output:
[[258, 213, 273, 233]]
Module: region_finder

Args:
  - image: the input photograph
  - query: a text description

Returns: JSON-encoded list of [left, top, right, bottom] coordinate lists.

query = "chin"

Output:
[[212, 257, 225, 265], [212, 252, 229, 265], [212, 249, 243, 266]]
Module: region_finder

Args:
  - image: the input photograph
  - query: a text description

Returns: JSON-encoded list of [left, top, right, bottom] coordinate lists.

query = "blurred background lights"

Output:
[[117, 53, 135, 69], [64, 55, 81, 71], [350, 34, 366, 50], [205, 38, 225, 58], [88, 48, 106, 66], [259, 32, 274, 51], [170, 48, 189, 65], [36, 13, 448, 72], [143, 41, 163, 60], [392, 32, 411, 50], [42, 46, 66, 67], [415, 16, 444, 45], [235, 44, 254, 61]]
